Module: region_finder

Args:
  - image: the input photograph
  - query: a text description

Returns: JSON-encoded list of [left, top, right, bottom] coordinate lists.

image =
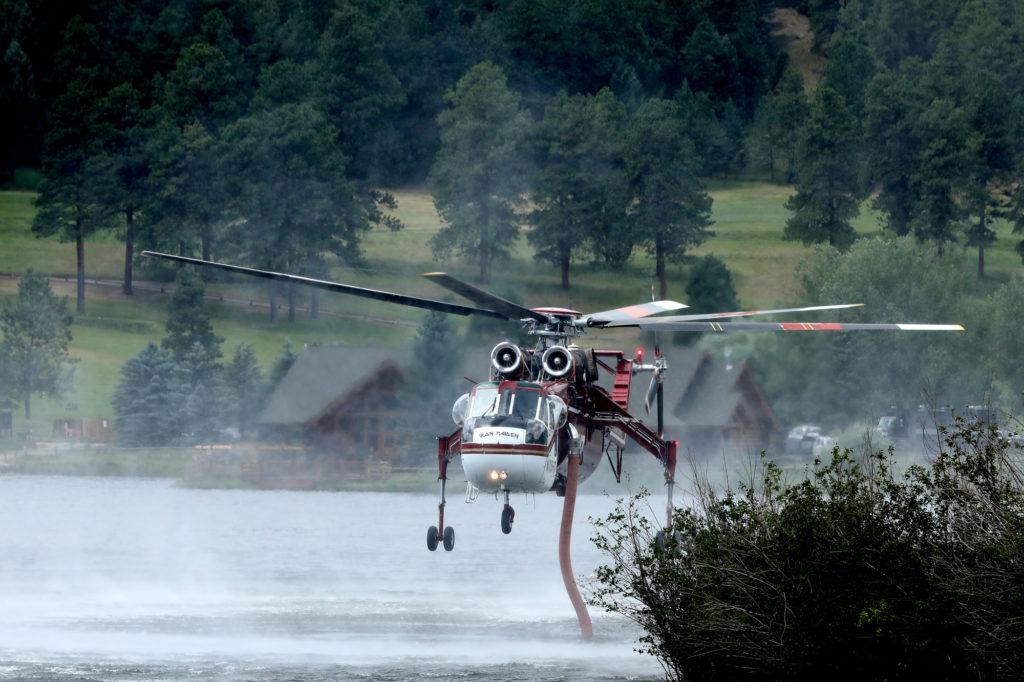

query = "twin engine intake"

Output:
[[490, 342, 576, 380]]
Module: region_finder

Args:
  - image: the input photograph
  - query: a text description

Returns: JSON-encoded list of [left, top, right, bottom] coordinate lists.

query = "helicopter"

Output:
[[141, 250, 963, 637]]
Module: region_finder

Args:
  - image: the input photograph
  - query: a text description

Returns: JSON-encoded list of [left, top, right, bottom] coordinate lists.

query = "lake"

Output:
[[0, 476, 663, 680]]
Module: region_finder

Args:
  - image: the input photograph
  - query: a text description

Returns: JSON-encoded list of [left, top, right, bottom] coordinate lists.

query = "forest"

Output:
[[2, 0, 1024, 434]]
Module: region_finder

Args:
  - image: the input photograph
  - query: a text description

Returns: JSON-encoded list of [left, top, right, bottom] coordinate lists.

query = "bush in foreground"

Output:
[[591, 420, 1024, 681]]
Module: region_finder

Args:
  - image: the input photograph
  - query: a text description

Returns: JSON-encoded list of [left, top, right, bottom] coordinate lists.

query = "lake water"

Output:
[[0, 476, 664, 680]]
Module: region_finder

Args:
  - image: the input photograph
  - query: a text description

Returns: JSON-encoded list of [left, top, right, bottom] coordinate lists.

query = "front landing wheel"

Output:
[[443, 526, 455, 551], [427, 525, 439, 551], [501, 506, 514, 534]]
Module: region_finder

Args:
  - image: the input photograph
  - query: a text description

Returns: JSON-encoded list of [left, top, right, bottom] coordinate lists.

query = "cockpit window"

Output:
[[463, 384, 554, 445]]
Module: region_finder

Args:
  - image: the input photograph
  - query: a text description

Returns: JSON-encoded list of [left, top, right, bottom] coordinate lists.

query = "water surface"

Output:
[[0, 476, 663, 680]]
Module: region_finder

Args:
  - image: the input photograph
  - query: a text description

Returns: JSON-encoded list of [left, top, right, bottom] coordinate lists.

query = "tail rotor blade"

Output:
[[644, 369, 661, 415]]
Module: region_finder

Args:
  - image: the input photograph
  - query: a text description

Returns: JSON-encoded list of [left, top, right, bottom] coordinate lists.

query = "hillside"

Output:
[[0, 183, 1020, 431]]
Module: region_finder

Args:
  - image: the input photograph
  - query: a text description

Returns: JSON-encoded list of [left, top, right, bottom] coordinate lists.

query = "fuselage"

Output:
[[456, 380, 566, 494]]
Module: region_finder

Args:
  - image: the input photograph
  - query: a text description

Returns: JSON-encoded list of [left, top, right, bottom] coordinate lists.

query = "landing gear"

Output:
[[501, 489, 514, 534], [429, 435, 456, 552]]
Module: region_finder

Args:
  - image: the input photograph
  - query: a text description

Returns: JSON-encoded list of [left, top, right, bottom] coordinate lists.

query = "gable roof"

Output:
[[258, 343, 493, 426], [259, 345, 412, 425]]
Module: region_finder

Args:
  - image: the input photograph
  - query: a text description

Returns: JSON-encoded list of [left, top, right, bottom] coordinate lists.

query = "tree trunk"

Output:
[[24, 391, 30, 420], [287, 281, 296, 322], [656, 239, 667, 299], [201, 227, 211, 261], [977, 204, 986, 279], [123, 207, 134, 295], [560, 248, 570, 291], [269, 281, 277, 322], [75, 227, 85, 314], [310, 288, 319, 319], [478, 206, 490, 284], [768, 145, 775, 183]]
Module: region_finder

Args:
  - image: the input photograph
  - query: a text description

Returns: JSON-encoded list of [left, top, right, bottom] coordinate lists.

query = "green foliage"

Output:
[[112, 342, 188, 446], [528, 88, 629, 289], [430, 62, 532, 283], [625, 98, 713, 298], [162, 268, 222, 364], [592, 420, 1024, 681], [784, 86, 862, 249], [223, 342, 264, 435], [749, 66, 808, 183], [683, 255, 739, 314], [0, 269, 75, 418], [267, 340, 297, 390], [752, 236, 980, 426]]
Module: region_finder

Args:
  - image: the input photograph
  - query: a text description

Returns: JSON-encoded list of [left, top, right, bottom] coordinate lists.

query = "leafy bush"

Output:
[[591, 419, 1024, 681]]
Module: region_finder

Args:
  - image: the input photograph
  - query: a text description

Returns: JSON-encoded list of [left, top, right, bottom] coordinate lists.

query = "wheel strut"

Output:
[[429, 435, 454, 552]]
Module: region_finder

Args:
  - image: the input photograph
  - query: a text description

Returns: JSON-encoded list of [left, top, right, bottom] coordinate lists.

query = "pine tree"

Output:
[[162, 269, 223, 364], [529, 89, 629, 290], [268, 340, 297, 390], [624, 98, 713, 299], [0, 270, 76, 419], [31, 18, 111, 314], [430, 62, 532, 283], [112, 343, 187, 446], [784, 87, 862, 249], [223, 342, 264, 435]]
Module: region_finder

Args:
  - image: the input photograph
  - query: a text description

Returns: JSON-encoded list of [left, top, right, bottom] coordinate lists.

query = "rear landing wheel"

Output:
[[427, 525, 439, 551], [443, 526, 455, 551], [501, 505, 514, 534]]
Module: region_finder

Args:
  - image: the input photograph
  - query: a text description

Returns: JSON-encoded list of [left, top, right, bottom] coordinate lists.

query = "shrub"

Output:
[[591, 419, 1024, 681]]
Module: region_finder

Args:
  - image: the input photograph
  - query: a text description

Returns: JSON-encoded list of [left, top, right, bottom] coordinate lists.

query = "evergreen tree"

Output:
[[430, 62, 532, 284], [223, 342, 263, 435], [31, 17, 110, 314], [0, 270, 75, 419], [624, 98, 713, 299], [268, 340, 297, 390], [317, 4, 404, 183], [219, 100, 391, 321], [529, 89, 629, 290], [749, 66, 808, 183], [112, 342, 187, 446], [784, 87, 862, 249], [684, 255, 740, 314], [162, 268, 222, 364], [92, 83, 153, 295]]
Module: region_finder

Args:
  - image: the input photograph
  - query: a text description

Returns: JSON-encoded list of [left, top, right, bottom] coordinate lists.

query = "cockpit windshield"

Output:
[[462, 383, 554, 445]]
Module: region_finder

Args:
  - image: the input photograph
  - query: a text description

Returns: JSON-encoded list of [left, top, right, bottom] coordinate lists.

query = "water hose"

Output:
[[558, 452, 593, 640]]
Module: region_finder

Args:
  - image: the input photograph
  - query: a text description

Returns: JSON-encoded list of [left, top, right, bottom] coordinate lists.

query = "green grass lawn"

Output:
[[1, 181, 1021, 432]]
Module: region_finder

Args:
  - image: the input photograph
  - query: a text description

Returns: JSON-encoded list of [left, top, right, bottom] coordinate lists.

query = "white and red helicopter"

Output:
[[142, 251, 963, 637]]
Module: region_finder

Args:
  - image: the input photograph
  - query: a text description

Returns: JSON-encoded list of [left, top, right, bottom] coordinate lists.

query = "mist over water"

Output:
[[0, 476, 662, 680]]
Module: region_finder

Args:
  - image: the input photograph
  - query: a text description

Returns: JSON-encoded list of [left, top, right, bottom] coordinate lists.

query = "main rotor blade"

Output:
[[421, 272, 547, 322], [631, 320, 965, 333], [596, 303, 865, 327], [141, 252, 507, 319], [579, 300, 688, 326]]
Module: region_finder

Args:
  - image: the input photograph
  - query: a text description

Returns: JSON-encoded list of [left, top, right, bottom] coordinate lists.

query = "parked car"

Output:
[[786, 425, 822, 455], [811, 435, 838, 459]]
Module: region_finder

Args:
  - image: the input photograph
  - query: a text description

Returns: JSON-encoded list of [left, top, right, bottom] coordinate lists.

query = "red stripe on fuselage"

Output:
[[461, 443, 550, 456]]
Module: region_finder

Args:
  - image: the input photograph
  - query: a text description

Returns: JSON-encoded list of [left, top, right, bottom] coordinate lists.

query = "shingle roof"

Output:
[[258, 343, 493, 425], [258, 345, 412, 425]]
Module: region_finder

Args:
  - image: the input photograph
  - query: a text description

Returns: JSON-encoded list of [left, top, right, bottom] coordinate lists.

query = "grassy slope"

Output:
[[0, 183, 1020, 431]]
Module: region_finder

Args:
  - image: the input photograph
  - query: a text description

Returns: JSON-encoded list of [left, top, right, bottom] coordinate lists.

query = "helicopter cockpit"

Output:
[[452, 382, 567, 446]]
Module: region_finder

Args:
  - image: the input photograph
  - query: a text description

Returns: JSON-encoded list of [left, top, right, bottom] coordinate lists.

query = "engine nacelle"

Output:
[[542, 345, 573, 378], [490, 341, 523, 376]]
